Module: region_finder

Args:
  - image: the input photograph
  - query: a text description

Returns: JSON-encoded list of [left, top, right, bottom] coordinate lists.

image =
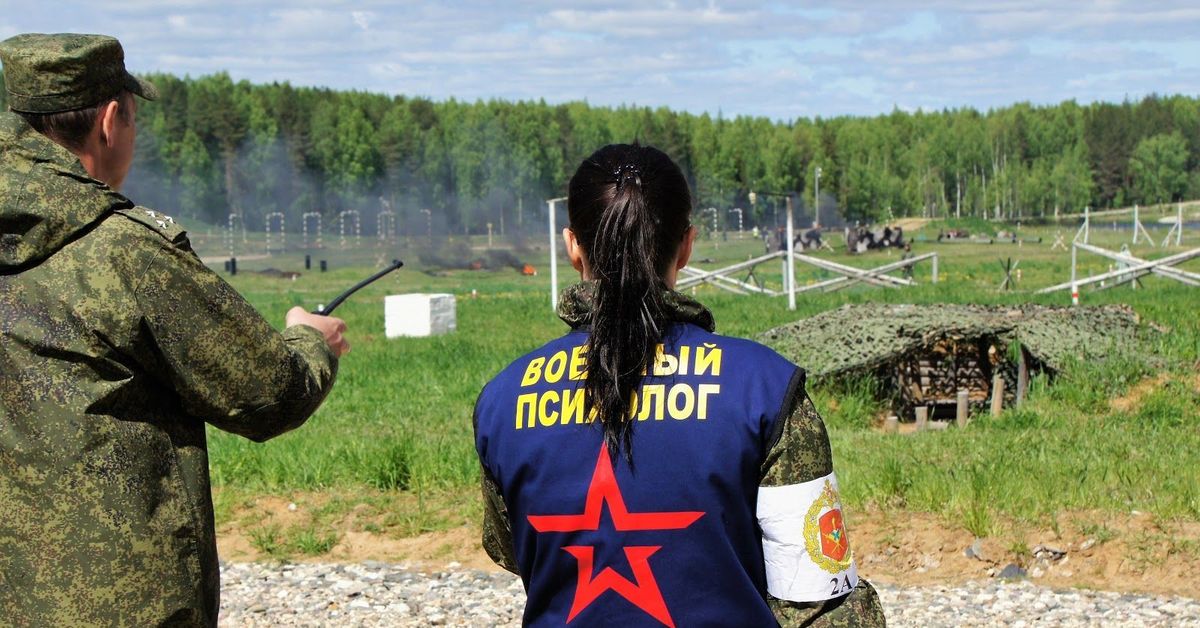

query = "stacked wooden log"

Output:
[[893, 337, 1002, 419]]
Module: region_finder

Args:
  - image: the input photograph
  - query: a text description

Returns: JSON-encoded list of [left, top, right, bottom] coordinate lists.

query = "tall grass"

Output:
[[205, 225, 1200, 531]]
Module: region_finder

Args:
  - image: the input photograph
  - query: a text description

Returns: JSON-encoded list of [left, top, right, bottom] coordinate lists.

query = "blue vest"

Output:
[[476, 322, 801, 627]]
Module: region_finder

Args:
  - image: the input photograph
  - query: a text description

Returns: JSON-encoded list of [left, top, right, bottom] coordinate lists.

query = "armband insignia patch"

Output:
[[758, 473, 859, 602]]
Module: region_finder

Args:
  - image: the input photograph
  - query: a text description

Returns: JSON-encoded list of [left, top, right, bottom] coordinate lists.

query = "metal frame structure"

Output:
[[225, 213, 245, 258], [749, 191, 798, 309], [1162, 203, 1185, 247], [302, 212, 322, 249], [1073, 207, 1091, 244], [1130, 204, 1156, 246], [678, 250, 939, 295], [677, 251, 787, 295], [338, 210, 361, 249], [1037, 241, 1200, 295], [728, 208, 744, 236], [377, 210, 397, 244], [791, 251, 938, 293], [264, 212, 285, 252]]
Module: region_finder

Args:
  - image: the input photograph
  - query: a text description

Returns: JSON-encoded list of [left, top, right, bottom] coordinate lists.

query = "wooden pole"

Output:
[[915, 406, 929, 431], [884, 415, 899, 434], [956, 390, 969, 428], [990, 374, 1005, 417], [1016, 349, 1029, 407]]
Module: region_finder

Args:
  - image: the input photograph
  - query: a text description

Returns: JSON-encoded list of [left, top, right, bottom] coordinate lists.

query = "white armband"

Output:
[[757, 472, 858, 602]]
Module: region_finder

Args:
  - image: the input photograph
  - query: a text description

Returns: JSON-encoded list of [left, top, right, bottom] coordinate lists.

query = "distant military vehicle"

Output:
[[847, 225, 905, 254], [796, 228, 824, 251]]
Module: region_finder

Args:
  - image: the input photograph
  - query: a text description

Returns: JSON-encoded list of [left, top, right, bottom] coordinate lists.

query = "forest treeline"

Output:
[[4, 72, 1198, 233]]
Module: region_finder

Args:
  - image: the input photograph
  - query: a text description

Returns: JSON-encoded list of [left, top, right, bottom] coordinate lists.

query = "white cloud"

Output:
[[2, 1, 1199, 118], [352, 11, 374, 31]]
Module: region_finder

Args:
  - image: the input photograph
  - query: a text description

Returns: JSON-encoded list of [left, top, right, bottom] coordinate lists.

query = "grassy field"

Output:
[[200, 215, 1200, 562]]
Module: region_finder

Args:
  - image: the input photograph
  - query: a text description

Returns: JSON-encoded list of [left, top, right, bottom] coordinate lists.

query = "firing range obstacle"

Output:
[[264, 212, 285, 252], [545, 192, 939, 310], [676, 249, 939, 296], [1161, 203, 1186, 247], [302, 212, 322, 249], [225, 213, 246, 257], [1045, 202, 1197, 297], [338, 210, 361, 249], [1038, 241, 1200, 296], [377, 210, 397, 244], [1073, 203, 1186, 248]]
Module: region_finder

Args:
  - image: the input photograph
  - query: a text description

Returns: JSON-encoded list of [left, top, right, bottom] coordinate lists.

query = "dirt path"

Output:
[[199, 253, 270, 264]]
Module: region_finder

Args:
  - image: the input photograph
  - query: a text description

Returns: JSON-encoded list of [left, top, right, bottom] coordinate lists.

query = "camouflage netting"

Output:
[[760, 303, 1144, 377], [758, 304, 1147, 417]]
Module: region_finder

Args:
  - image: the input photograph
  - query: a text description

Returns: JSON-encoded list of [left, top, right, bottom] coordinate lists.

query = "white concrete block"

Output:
[[385, 293, 457, 338]]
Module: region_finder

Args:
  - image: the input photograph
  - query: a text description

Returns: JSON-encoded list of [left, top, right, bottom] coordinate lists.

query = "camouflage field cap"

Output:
[[0, 33, 158, 114]]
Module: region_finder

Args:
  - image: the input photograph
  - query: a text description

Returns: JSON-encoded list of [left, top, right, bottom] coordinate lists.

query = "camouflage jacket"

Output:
[[479, 283, 885, 627], [0, 112, 338, 626]]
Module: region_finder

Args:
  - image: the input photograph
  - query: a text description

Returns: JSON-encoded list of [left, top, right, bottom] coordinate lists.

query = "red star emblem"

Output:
[[527, 445, 705, 627]]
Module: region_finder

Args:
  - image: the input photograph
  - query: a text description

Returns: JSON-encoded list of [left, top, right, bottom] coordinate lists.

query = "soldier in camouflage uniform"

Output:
[[475, 144, 885, 626], [0, 34, 348, 626]]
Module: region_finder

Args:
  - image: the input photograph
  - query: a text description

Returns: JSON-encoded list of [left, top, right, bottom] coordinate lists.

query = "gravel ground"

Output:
[[218, 561, 1200, 627]]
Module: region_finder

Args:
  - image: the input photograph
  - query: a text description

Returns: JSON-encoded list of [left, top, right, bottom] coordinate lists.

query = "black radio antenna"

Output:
[[313, 259, 404, 315]]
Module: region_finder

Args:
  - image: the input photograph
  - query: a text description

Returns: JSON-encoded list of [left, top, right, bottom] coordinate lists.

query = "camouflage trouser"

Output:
[[771, 580, 887, 627]]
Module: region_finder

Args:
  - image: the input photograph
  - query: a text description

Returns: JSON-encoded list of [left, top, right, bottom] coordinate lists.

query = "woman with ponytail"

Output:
[[474, 144, 885, 627]]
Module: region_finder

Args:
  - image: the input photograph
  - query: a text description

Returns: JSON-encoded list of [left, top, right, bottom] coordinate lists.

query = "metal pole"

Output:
[[1132, 204, 1138, 245], [1070, 242, 1077, 287], [1179, 203, 1185, 246], [785, 195, 796, 310], [549, 199, 558, 311], [547, 197, 568, 312], [813, 167, 822, 230]]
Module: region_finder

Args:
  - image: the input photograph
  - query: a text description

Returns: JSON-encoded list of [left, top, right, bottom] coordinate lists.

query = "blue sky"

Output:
[[3, 1, 1199, 120]]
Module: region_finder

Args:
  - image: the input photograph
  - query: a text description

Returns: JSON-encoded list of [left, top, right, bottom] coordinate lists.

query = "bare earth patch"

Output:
[[891, 218, 932, 231], [1110, 373, 1173, 413], [849, 509, 1200, 599], [217, 493, 1199, 598]]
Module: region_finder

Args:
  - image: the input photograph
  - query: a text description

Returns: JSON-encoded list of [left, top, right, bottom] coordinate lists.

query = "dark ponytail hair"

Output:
[[567, 143, 693, 460]]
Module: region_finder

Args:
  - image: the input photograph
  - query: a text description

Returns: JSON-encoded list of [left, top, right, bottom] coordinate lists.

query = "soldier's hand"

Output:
[[286, 307, 350, 357]]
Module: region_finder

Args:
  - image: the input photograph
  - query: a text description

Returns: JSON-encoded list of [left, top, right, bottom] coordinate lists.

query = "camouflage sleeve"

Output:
[[129, 225, 337, 442], [474, 384, 519, 576], [480, 466, 519, 575], [760, 391, 833, 487], [760, 384, 887, 627]]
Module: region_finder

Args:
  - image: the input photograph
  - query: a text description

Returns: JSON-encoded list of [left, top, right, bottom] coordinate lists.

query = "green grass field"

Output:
[[202, 216, 1200, 554]]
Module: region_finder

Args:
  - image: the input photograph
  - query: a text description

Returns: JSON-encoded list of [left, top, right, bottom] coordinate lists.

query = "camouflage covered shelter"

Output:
[[758, 304, 1144, 420]]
